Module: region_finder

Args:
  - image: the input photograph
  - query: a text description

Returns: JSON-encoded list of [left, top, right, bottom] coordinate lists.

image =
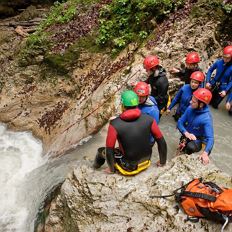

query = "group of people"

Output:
[[93, 45, 232, 176]]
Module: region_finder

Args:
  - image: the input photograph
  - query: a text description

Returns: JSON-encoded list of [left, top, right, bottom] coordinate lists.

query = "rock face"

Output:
[[38, 155, 232, 232], [0, 2, 228, 157]]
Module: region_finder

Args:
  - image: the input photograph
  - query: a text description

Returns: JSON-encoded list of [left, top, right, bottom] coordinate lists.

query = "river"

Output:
[[0, 104, 231, 231]]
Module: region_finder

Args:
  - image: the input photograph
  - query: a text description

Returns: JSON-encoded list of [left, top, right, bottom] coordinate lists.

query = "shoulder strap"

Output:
[[203, 181, 223, 193], [181, 191, 217, 202]]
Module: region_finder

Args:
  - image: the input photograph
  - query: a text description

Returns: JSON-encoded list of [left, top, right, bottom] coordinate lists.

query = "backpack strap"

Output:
[[203, 181, 223, 194], [181, 191, 217, 202]]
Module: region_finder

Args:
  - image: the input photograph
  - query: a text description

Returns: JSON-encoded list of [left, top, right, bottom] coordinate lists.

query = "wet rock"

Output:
[[40, 155, 232, 232]]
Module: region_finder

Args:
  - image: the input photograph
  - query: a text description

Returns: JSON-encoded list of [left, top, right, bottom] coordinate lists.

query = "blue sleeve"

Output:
[[177, 107, 190, 134], [227, 92, 232, 102], [148, 108, 160, 124], [206, 61, 217, 83], [226, 79, 232, 92], [203, 119, 214, 154], [168, 88, 183, 110]]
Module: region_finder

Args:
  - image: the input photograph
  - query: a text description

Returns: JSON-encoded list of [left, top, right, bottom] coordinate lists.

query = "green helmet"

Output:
[[121, 90, 139, 107]]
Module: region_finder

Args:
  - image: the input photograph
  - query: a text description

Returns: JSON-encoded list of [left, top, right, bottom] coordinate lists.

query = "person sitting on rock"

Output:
[[177, 88, 214, 165], [170, 52, 201, 84], [205, 45, 232, 109], [166, 71, 205, 121], [93, 90, 167, 175], [143, 55, 169, 116], [225, 91, 232, 116]]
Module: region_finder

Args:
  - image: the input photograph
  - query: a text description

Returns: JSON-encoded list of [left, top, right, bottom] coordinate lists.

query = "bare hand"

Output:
[[205, 83, 211, 89], [156, 160, 165, 167], [169, 67, 180, 74], [184, 132, 197, 140], [219, 90, 226, 97], [130, 81, 136, 87], [166, 109, 171, 115], [226, 102, 231, 111], [104, 167, 114, 174], [199, 151, 209, 165]]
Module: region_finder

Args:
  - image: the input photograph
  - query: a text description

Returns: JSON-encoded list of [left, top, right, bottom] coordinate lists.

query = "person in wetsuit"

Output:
[[167, 71, 205, 121], [133, 81, 159, 124], [143, 55, 169, 116], [93, 90, 167, 175], [177, 88, 214, 165], [134, 81, 159, 145], [170, 52, 201, 84], [205, 45, 232, 109], [225, 91, 232, 116]]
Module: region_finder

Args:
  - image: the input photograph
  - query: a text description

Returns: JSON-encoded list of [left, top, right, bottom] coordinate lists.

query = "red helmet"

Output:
[[223, 46, 232, 57], [134, 82, 149, 96], [193, 88, 212, 105], [143, 55, 159, 71], [185, 52, 200, 64], [190, 71, 205, 83]]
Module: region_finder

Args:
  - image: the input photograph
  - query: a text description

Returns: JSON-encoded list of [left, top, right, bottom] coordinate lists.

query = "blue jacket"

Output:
[[177, 105, 214, 153], [138, 96, 159, 124], [168, 84, 193, 115], [206, 59, 232, 92], [227, 92, 232, 103]]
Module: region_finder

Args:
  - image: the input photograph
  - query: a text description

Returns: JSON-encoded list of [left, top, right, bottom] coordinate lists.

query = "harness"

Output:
[[176, 137, 206, 156], [115, 160, 151, 176], [114, 150, 151, 176]]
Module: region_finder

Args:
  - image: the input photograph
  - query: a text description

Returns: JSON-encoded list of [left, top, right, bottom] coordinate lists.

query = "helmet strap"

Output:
[[197, 101, 204, 110]]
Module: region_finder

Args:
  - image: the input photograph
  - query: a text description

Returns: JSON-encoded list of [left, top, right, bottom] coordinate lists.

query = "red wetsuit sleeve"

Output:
[[106, 124, 117, 148], [151, 120, 163, 139]]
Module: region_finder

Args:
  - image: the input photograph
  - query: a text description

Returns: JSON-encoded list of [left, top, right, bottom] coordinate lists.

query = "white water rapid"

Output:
[[0, 124, 46, 231]]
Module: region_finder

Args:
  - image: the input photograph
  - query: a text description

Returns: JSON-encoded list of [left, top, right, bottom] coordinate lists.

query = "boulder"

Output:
[[40, 155, 232, 232]]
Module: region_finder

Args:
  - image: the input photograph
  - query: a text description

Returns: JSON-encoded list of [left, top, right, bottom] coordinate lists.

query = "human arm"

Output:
[[206, 61, 217, 85], [226, 91, 232, 102], [177, 108, 189, 134], [168, 88, 183, 111], [198, 120, 214, 166], [202, 118, 214, 155], [177, 108, 196, 140], [169, 67, 181, 74], [156, 137, 167, 165], [199, 151, 210, 165], [151, 121, 167, 165], [225, 76, 232, 92]]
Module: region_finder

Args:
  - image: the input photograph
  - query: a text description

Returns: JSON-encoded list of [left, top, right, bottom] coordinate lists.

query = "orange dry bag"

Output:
[[175, 178, 232, 230]]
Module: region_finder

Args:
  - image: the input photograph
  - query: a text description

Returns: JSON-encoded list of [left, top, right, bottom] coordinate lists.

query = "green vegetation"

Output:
[[19, 0, 231, 78], [40, 1, 77, 27], [222, 1, 232, 14], [23, 0, 78, 54], [96, 0, 185, 53]]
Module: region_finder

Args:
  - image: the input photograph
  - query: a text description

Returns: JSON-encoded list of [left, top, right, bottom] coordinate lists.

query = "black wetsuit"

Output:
[[175, 67, 201, 84], [94, 108, 167, 172], [145, 66, 169, 111]]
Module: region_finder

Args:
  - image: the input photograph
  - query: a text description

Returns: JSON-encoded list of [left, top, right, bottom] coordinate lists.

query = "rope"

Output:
[[221, 215, 229, 232], [150, 193, 175, 199], [61, 69, 140, 134], [149, 178, 200, 199]]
